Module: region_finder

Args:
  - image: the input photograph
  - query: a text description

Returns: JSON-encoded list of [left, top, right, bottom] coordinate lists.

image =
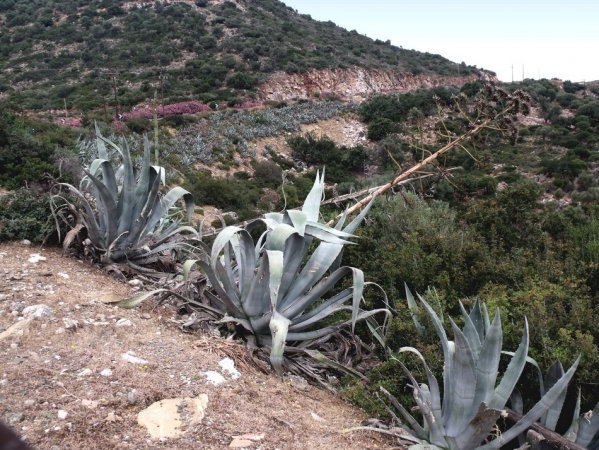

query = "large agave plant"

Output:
[[197, 172, 388, 375], [382, 296, 580, 450], [54, 126, 196, 266]]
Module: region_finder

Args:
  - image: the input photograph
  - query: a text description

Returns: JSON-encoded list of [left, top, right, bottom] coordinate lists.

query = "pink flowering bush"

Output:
[[122, 101, 212, 120]]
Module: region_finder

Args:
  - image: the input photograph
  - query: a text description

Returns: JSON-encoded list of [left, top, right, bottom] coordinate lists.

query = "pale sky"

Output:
[[281, 0, 599, 83]]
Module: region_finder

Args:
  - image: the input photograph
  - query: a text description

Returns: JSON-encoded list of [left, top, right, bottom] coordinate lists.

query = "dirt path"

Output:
[[0, 242, 395, 449]]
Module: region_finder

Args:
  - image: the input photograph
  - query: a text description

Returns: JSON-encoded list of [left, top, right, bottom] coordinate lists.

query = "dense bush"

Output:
[[0, 189, 56, 243]]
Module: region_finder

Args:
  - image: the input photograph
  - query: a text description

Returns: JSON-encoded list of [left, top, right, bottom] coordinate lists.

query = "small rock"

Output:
[[28, 254, 46, 263], [128, 279, 142, 286], [10, 343, 18, 349], [137, 395, 208, 438], [202, 371, 226, 385], [219, 358, 241, 379], [62, 318, 80, 330], [57, 410, 68, 420], [82, 399, 98, 409], [77, 368, 93, 377], [229, 438, 253, 448], [0, 319, 32, 341], [8, 413, 24, 424], [127, 391, 137, 406], [116, 319, 132, 327], [287, 374, 309, 390], [57, 273, 70, 279], [20, 239, 31, 246], [141, 313, 151, 320], [105, 412, 123, 422], [100, 369, 113, 377], [121, 352, 148, 365], [10, 302, 26, 313], [24, 399, 36, 407], [0, 294, 9, 301], [55, 328, 65, 335], [22, 304, 54, 320], [310, 412, 326, 422]]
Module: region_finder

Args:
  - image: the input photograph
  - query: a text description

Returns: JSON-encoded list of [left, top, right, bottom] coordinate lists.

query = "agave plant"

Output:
[[121, 171, 389, 375], [198, 171, 391, 375], [382, 296, 580, 450], [53, 125, 197, 266], [511, 359, 599, 448]]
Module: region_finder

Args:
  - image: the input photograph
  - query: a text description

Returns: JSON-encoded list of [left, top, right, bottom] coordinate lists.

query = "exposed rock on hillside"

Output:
[[258, 68, 494, 101]]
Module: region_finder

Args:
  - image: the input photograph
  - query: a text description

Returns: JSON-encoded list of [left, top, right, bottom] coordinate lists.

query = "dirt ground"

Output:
[[0, 241, 399, 450]]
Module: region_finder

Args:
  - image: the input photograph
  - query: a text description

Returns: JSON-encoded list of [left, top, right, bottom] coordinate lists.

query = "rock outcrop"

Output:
[[257, 68, 496, 101]]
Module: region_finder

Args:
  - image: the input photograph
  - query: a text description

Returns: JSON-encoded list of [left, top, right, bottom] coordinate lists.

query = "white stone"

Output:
[[57, 410, 68, 420], [77, 368, 93, 377], [202, 371, 226, 385], [100, 369, 113, 377], [116, 319, 132, 327], [137, 395, 208, 439], [218, 358, 241, 379], [121, 352, 148, 365], [28, 254, 46, 263], [22, 304, 54, 320], [57, 273, 70, 279]]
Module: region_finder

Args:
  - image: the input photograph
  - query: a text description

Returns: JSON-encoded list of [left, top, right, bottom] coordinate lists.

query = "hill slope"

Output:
[[0, 0, 482, 112]]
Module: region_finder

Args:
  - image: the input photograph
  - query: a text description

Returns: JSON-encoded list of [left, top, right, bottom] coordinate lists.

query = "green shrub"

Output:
[[0, 189, 55, 243], [367, 117, 396, 141]]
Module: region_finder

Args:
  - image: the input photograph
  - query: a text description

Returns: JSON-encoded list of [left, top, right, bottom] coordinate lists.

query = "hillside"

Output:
[[0, 0, 482, 113]]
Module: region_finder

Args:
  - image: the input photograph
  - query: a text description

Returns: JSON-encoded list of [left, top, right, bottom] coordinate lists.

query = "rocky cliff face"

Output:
[[257, 68, 496, 101]]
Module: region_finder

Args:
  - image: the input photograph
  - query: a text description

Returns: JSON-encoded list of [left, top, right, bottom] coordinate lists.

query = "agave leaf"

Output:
[[417, 295, 454, 428], [285, 210, 308, 236], [301, 170, 324, 222], [269, 310, 291, 377], [470, 309, 502, 418], [444, 320, 477, 437], [241, 252, 273, 320], [265, 224, 298, 251], [280, 266, 355, 320], [479, 355, 580, 450], [266, 250, 284, 308], [329, 195, 378, 273], [303, 349, 366, 379], [210, 226, 244, 268], [116, 289, 171, 309], [278, 233, 308, 299], [285, 309, 389, 341], [142, 187, 194, 238], [197, 261, 243, 318], [542, 360, 566, 430], [82, 168, 118, 245], [576, 401, 599, 446], [288, 288, 352, 330], [405, 284, 425, 334], [459, 301, 482, 359], [124, 169, 162, 248], [396, 358, 449, 448], [304, 224, 354, 245], [116, 137, 136, 233], [488, 318, 529, 410], [481, 302, 491, 334], [95, 122, 109, 160], [468, 297, 485, 343], [502, 351, 545, 399], [564, 389, 581, 442], [349, 268, 364, 333], [278, 242, 344, 310], [380, 386, 427, 440], [397, 349, 443, 432]]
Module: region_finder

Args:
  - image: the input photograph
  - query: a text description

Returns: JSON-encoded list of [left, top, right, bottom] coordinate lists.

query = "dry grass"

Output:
[[0, 242, 397, 449]]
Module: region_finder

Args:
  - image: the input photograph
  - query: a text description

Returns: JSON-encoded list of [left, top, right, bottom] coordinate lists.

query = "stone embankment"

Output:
[[258, 68, 496, 101]]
